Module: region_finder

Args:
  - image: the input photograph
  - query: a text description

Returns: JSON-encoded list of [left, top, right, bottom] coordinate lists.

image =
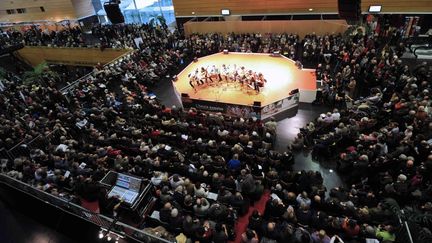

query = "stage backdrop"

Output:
[[184, 20, 348, 38]]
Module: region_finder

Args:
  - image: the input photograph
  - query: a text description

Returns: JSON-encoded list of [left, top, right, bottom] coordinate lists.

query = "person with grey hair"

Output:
[[193, 197, 210, 217]]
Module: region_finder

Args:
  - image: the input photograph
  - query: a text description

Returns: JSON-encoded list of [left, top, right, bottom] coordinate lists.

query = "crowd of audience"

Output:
[[1, 19, 430, 243], [2, 24, 304, 59], [1, 26, 84, 47]]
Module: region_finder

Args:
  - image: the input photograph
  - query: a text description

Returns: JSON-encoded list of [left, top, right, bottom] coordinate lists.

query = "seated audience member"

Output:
[[212, 223, 229, 243], [311, 229, 331, 243], [242, 229, 259, 243], [228, 154, 241, 171]]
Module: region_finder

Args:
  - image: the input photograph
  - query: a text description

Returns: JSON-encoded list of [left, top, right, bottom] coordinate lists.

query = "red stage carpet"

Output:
[[230, 190, 270, 243]]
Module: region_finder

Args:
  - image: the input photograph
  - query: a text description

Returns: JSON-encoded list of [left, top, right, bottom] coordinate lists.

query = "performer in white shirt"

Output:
[[221, 64, 230, 81], [212, 65, 222, 81], [194, 68, 204, 85], [231, 64, 239, 82], [200, 66, 211, 83], [188, 72, 198, 91]]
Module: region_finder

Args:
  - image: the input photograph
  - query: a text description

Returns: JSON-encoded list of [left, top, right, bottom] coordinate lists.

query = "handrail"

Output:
[[0, 173, 174, 243], [59, 49, 134, 94], [413, 44, 432, 59], [1, 127, 174, 242]]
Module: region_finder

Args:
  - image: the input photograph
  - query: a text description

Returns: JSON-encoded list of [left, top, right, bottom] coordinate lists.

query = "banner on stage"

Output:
[[261, 93, 299, 119]]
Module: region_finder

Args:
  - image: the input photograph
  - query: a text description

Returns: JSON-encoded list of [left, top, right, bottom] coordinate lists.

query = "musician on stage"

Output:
[[195, 68, 204, 85], [231, 64, 239, 82], [188, 72, 198, 91], [257, 72, 267, 90], [210, 65, 222, 82], [221, 64, 230, 81], [238, 66, 247, 85], [246, 70, 260, 92], [200, 67, 212, 83]]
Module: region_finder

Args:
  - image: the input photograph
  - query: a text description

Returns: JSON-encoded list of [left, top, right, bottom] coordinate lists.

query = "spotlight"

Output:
[[98, 232, 104, 239], [308, 8, 313, 11], [107, 235, 112, 241]]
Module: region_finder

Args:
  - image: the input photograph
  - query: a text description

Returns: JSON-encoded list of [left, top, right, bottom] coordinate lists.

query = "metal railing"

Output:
[[0, 173, 174, 243], [0, 118, 173, 243], [59, 49, 134, 95], [5, 128, 63, 161]]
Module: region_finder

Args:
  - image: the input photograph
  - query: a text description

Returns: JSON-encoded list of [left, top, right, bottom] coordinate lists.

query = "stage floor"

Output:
[[174, 52, 316, 106]]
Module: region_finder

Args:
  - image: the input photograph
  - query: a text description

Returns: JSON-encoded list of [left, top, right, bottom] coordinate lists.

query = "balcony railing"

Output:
[[0, 172, 173, 243]]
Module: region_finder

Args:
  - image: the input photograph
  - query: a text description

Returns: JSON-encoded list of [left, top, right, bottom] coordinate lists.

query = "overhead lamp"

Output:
[[368, 5, 382, 13], [308, 8, 313, 12]]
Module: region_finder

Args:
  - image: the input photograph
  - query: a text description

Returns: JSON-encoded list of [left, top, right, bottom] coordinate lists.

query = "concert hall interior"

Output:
[[1, 1, 432, 243]]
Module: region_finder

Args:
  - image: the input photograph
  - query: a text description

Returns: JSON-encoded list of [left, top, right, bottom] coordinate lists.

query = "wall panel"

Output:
[[71, 0, 96, 19], [173, 0, 432, 16], [16, 47, 131, 67], [184, 20, 349, 38], [0, 0, 76, 22]]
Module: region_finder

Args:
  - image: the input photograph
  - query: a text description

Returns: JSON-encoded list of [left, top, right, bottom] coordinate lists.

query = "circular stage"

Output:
[[173, 52, 317, 119]]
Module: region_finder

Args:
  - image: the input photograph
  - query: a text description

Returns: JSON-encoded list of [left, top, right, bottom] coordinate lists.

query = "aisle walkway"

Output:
[[230, 190, 270, 243]]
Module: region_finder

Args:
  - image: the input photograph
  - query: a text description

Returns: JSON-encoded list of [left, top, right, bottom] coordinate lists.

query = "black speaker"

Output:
[[253, 101, 261, 107], [338, 0, 361, 21], [104, 2, 125, 24]]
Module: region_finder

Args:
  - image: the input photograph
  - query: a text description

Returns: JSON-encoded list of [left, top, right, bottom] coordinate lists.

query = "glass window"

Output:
[[99, 0, 175, 26]]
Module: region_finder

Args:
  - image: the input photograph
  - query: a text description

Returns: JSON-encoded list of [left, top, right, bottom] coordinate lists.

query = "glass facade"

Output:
[[98, 0, 175, 25]]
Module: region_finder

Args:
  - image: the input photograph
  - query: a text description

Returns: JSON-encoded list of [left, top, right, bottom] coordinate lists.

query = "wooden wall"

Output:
[[0, 0, 77, 23], [71, 0, 95, 19], [362, 0, 432, 13], [184, 20, 349, 38], [0, 0, 97, 23], [173, 0, 432, 16], [16, 47, 131, 67]]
